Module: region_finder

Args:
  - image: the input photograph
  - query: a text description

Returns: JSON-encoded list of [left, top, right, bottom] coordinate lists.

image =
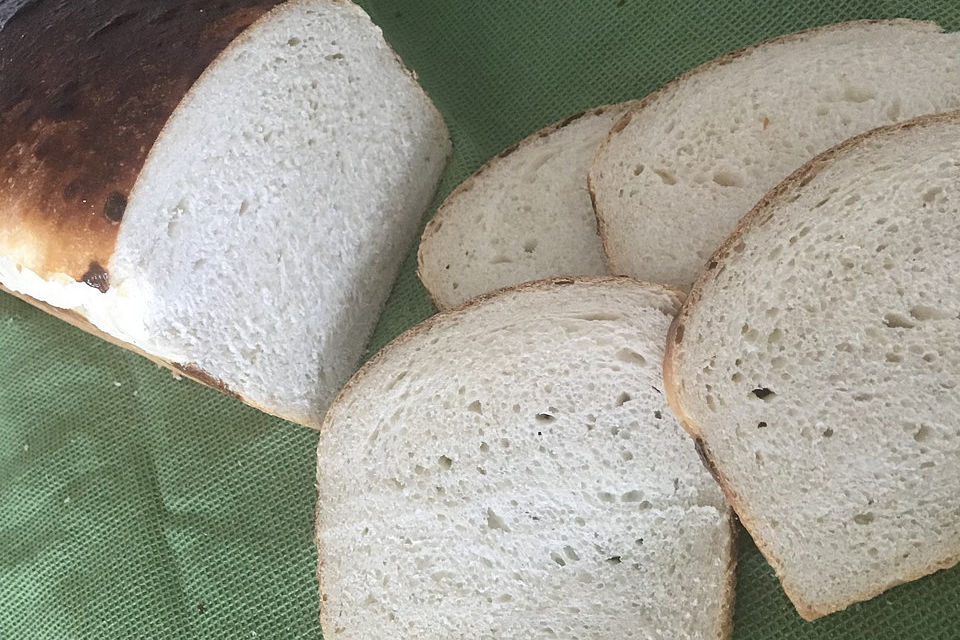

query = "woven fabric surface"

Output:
[[2, 0, 960, 638]]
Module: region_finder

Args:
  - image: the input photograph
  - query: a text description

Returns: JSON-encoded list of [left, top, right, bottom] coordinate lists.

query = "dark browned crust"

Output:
[[663, 110, 960, 621], [587, 18, 943, 276], [417, 103, 638, 310], [0, 0, 284, 281]]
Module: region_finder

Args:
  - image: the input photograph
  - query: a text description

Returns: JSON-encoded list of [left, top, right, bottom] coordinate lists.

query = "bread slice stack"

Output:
[[419, 20, 960, 306], [316, 279, 735, 639], [398, 17, 960, 628], [0, 0, 450, 427]]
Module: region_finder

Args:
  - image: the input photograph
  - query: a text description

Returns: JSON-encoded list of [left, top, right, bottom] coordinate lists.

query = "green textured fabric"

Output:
[[2, 1, 960, 638]]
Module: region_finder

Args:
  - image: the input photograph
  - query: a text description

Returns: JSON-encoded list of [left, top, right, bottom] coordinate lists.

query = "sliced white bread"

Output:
[[418, 106, 631, 310], [590, 19, 960, 288], [317, 278, 734, 639], [0, 0, 450, 427], [665, 112, 960, 620]]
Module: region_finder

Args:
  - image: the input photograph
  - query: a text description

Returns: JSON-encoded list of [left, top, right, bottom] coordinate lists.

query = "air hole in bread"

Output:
[[523, 239, 538, 253], [575, 312, 622, 322], [853, 512, 875, 525], [751, 387, 775, 400], [910, 305, 954, 321], [616, 392, 631, 406], [923, 187, 943, 203], [712, 170, 743, 187], [654, 168, 677, 185], [883, 313, 915, 329], [616, 348, 647, 366], [486, 508, 510, 532], [842, 85, 876, 103], [467, 400, 483, 414]]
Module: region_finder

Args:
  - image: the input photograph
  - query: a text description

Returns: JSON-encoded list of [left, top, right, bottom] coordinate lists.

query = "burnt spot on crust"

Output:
[[557, 110, 588, 129], [694, 438, 721, 482], [0, 0, 284, 280], [44, 79, 81, 121], [81, 261, 109, 292], [103, 191, 127, 223], [497, 141, 521, 159], [174, 363, 242, 401], [610, 111, 633, 134]]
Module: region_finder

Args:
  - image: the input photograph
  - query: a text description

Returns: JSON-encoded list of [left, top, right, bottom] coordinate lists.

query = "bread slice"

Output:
[[590, 19, 960, 288], [664, 112, 960, 620], [316, 278, 735, 639], [418, 106, 630, 310], [0, 0, 450, 427]]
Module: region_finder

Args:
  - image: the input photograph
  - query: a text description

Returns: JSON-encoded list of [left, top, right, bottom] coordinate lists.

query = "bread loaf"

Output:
[[0, 0, 450, 427]]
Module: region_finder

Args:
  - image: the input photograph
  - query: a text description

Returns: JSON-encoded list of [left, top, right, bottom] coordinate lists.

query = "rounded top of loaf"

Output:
[[0, 0, 284, 283]]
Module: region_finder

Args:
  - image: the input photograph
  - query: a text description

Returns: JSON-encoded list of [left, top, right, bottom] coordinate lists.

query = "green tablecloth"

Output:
[[3, 1, 960, 637]]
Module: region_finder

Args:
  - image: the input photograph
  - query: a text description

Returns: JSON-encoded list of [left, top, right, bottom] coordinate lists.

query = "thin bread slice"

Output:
[[0, 0, 450, 427], [590, 19, 960, 288], [317, 278, 734, 639], [664, 112, 960, 620], [418, 106, 631, 310]]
